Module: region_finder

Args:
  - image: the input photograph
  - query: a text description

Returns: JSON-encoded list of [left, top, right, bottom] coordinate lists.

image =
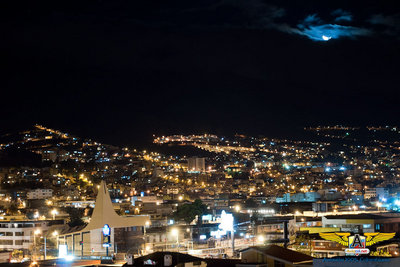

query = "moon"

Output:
[[322, 35, 332, 41]]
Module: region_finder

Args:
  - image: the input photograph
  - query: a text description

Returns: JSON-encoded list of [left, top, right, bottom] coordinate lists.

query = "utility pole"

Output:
[[283, 221, 289, 249], [231, 230, 235, 257], [44, 237, 46, 260], [33, 234, 36, 260], [144, 221, 149, 254], [33, 229, 41, 260], [177, 233, 179, 252], [81, 235, 84, 258], [252, 221, 255, 246]]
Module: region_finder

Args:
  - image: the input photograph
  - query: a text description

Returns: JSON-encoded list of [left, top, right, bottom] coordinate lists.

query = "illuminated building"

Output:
[[0, 220, 55, 253], [364, 188, 388, 201], [322, 214, 400, 233], [27, 189, 53, 200], [57, 181, 150, 256], [188, 157, 205, 172]]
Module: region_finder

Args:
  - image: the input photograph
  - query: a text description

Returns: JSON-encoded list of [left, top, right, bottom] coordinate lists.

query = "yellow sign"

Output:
[[319, 232, 395, 256]]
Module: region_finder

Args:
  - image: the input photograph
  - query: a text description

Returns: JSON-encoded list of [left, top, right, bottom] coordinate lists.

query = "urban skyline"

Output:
[[1, 0, 400, 266], [1, 124, 400, 264]]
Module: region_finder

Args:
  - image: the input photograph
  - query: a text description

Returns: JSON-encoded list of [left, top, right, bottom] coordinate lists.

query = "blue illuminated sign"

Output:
[[103, 224, 111, 236]]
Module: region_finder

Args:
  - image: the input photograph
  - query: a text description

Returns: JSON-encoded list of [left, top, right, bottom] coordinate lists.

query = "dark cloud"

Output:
[[154, 0, 285, 29], [154, 2, 374, 42], [272, 12, 370, 41], [369, 13, 400, 36], [302, 14, 323, 25], [331, 9, 353, 22], [214, 0, 286, 28], [369, 13, 400, 26], [121, 1, 399, 42], [220, 0, 285, 18], [273, 23, 370, 41], [299, 24, 370, 41]]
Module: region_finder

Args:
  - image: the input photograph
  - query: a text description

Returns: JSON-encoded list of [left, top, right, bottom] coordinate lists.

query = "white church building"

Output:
[[58, 181, 150, 257]]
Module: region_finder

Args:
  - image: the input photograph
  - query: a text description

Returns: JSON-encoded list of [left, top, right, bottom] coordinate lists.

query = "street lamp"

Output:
[[33, 229, 41, 260], [257, 235, 265, 244], [293, 210, 301, 232], [294, 210, 300, 222], [51, 209, 58, 220], [171, 228, 179, 251], [234, 205, 241, 212], [377, 202, 382, 212], [52, 231, 59, 250], [144, 221, 150, 254]]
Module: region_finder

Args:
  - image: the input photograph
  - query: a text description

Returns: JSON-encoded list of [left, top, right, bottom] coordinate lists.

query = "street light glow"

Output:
[[171, 228, 179, 236]]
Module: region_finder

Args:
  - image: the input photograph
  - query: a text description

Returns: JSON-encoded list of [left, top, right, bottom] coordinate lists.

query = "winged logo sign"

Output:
[[319, 232, 395, 256]]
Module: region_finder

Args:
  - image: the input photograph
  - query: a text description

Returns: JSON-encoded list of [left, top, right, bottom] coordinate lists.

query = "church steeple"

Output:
[[84, 180, 149, 230]]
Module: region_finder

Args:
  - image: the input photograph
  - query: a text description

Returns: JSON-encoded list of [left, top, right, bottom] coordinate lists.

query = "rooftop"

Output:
[[126, 251, 204, 267], [324, 213, 400, 220], [241, 245, 313, 264]]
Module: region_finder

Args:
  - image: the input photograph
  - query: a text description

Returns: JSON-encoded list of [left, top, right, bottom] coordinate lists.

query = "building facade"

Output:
[[188, 158, 206, 172], [27, 189, 53, 200], [0, 220, 54, 252]]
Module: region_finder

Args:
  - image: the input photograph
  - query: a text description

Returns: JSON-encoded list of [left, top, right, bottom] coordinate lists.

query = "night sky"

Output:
[[1, 0, 400, 146]]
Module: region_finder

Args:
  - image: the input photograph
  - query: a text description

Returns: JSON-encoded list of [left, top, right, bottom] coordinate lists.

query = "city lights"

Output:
[[1, 124, 399, 261], [3, 0, 398, 259]]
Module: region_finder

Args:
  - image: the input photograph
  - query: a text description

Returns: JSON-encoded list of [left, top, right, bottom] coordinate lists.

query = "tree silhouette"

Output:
[[64, 207, 86, 227], [173, 199, 207, 224]]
